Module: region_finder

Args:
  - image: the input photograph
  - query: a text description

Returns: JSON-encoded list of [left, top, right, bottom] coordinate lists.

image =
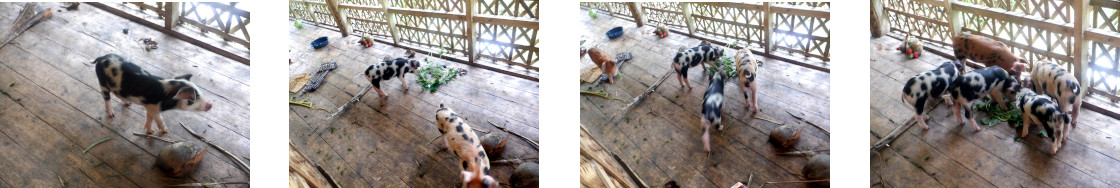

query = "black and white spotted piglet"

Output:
[[902, 61, 963, 129], [948, 66, 1020, 132], [93, 54, 213, 134], [363, 57, 420, 97], [734, 48, 762, 113], [1017, 90, 1071, 154], [672, 42, 724, 89], [435, 104, 499, 188], [701, 74, 724, 152], [1024, 60, 1081, 144]]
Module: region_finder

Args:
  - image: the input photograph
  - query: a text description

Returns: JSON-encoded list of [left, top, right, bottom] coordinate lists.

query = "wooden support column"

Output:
[[302, 0, 319, 25], [326, 0, 350, 36], [764, 2, 775, 54], [947, 0, 961, 36], [381, 0, 400, 44], [1073, 0, 1091, 85], [679, 2, 696, 35], [164, 2, 180, 30], [870, 0, 885, 37], [628, 2, 645, 27], [467, 0, 477, 63]]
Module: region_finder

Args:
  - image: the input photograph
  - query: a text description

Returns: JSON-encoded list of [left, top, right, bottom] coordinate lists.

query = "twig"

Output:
[[785, 110, 829, 136], [757, 179, 829, 188], [327, 85, 372, 122], [488, 121, 538, 150], [610, 69, 675, 125], [580, 90, 625, 102], [472, 127, 490, 133], [754, 114, 783, 125], [132, 133, 176, 143], [776, 149, 830, 156], [490, 157, 539, 165], [181, 122, 250, 174], [289, 96, 332, 113], [84, 137, 113, 153], [168, 182, 249, 187], [871, 100, 943, 151], [746, 173, 753, 188], [427, 135, 442, 145]]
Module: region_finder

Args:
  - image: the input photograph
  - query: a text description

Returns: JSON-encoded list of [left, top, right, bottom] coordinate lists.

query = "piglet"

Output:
[[672, 42, 724, 89], [951, 33, 1028, 77], [733, 47, 761, 113], [701, 74, 725, 152], [948, 66, 1020, 132], [94, 54, 213, 134], [363, 57, 420, 97], [902, 61, 963, 129], [435, 104, 499, 188], [586, 47, 619, 84], [1017, 89, 1071, 154], [1025, 60, 1082, 143]]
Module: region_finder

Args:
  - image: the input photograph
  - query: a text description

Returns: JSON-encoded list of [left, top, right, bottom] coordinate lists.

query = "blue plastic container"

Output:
[[311, 37, 329, 49], [606, 27, 624, 39]]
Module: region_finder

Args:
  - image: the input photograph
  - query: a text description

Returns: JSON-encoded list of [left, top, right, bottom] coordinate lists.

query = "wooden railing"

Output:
[[90, 2, 251, 64], [290, 0, 540, 77], [872, 0, 1120, 103], [581, 2, 831, 66]]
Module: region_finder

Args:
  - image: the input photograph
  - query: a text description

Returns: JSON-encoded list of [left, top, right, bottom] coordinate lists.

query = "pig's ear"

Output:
[[174, 74, 193, 81], [174, 87, 198, 100]]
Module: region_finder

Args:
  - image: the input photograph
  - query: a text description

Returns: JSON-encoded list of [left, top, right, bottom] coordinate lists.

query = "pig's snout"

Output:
[[199, 103, 213, 112]]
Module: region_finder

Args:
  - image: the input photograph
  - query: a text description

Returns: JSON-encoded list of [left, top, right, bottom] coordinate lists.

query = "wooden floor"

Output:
[[0, 2, 249, 187], [870, 36, 1120, 187], [578, 10, 831, 187], [287, 21, 540, 187]]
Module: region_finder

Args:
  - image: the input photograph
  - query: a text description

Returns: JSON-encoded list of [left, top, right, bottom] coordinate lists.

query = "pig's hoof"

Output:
[[123, 102, 132, 107], [159, 130, 169, 134], [146, 130, 155, 134], [107, 113, 115, 118]]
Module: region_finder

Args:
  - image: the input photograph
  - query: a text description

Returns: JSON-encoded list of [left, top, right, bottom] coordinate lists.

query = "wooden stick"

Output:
[[757, 179, 829, 188], [612, 153, 648, 188], [871, 100, 944, 151], [132, 133, 176, 143], [488, 121, 538, 150], [2, 3, 50, 48], [181, 122, 250, 174], [776, 149, 830, 156], [581, 90, 625, 102], [326, 85, 372, 123], [785, 109, 829, 136], [610, 69, 674, 124], [490, 157, 539, 165], [168, 182, 249, 187]]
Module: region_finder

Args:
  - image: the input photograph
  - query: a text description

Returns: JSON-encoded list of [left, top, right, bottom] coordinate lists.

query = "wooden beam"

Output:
[[764, 2, 775, 54], [628, 2, 645, 27], [679, 2, 696, 35], [467, 0, 477, 64], [947, 0, 961, 35], [382, 0, 401, 44], [89, 3, 249, 65], [1074, 0, 1091, 87], [326, 0, 350, 36], [472, 15, 538, 29], [870, 0, 886, 38], [164, 2, 180, 30], [769, 4, 829, 18]]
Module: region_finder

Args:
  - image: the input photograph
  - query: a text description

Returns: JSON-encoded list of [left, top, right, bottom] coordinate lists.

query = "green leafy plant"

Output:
[[415, 64, 461, 93], [973, 96, 1023, 127], [705, 56, 738, 81]]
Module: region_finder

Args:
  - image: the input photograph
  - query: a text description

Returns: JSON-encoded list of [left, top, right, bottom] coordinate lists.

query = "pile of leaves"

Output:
[[973, 96, 1023, 127], [415, 63, 461, 93], [705, 56, 738, 81]]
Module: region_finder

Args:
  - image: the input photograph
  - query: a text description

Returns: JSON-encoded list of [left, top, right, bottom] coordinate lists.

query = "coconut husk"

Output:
[[480, 132, 509, 157], [769, 124, 803, 149], [803, 154, 830, 187], [511, 162, 539, 188], [157, 141, 207, 178], [290, 73, 311, 93]]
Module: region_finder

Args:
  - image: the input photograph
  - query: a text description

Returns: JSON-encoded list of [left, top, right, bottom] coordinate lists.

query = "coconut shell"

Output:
[[156, 141, 207, 178], [802, 154, 830, 187], [769, 124, 803, 149], [511, 162, 539, 188], [480, 133, 509, 157]]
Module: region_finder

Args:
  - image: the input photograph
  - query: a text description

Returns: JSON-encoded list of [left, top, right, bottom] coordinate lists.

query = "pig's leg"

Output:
[[398, 76, 409, 90], [371, 82, 388, 97], [965, 105, 981, 132], [144, 104, 167, 134], [1072, 96, 1082, 127], [701, 118, 711, 153], [1020, 118, 1030, 138], [751, 82, 758, 113], [992, 90, 1008, 110], [953, 97, 965, 124], [942, 94, 954, 106], [740, 83, 751, 112], [102, 91, 114, 118], [143, 108, 155, 134]]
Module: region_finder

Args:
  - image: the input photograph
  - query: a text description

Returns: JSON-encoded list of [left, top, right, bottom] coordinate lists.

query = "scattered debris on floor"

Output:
[[138, 38, 158, 51], [83, 137, 112, 153], [289, 73, 311, 93], [181, 122, 250, 174], [416, 64, 463, 93], [289, 96, 332, 113], [2, 3, 52, 48], [580, 89, 624, 102], [61, 2, 79, 10]]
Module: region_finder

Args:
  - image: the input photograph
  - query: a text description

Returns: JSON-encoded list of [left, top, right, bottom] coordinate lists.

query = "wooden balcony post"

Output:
[[381, 0, 400, 44], [467, 0, 477, 63], [1074, 0, 1090, 85], [164, 2, 180, 30], [679, 2, 695, 35], [764, 2, 774, 54], [628, 2, 645, 27], [947, 0, 961, 36], [326, 0, 350, 36], [870, 0, 885, 37]]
